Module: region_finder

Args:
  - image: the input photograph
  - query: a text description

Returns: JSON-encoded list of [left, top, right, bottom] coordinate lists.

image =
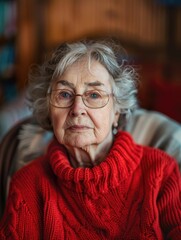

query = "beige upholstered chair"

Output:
[[0, 108, 181, 218]]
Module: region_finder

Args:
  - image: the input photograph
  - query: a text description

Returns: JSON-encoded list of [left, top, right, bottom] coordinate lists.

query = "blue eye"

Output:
[[89, 92, 101, 99], [57, 90, 73, 100]]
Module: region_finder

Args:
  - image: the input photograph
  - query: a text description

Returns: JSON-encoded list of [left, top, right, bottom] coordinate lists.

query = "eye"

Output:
[[88, 91, 102, 99], [57, 90, 73, 100]]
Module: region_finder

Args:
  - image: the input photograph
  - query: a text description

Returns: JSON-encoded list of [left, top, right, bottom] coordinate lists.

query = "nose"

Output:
[[69, 95, 87, 117]]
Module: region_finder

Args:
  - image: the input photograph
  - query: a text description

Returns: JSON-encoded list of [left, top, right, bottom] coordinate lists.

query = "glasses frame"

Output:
[[47, 88, 113, 109]]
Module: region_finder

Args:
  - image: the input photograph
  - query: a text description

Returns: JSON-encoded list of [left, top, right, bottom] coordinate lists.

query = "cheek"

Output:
[[92, 108, 115, 136], [50, 109, 67, 141]]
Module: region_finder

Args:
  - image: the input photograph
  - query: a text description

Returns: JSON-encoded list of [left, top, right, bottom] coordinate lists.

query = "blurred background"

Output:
[[0, 0, 181, 140]]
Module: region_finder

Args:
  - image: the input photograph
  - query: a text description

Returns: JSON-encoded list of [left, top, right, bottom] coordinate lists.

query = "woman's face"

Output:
[[50, 58, 119, 149]]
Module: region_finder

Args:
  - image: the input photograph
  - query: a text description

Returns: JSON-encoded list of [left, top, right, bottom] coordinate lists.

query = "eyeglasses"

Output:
[[48, 89, 113, 109]]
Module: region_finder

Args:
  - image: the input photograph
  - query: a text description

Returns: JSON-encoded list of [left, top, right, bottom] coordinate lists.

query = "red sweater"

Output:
[[0, 131, 181, 239]]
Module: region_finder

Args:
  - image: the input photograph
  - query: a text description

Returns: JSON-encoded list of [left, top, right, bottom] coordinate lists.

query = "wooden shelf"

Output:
[[6, 0, 181, 97]]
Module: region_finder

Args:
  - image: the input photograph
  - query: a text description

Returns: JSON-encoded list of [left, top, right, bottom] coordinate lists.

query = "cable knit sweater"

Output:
[[0, 131, 181, 239]]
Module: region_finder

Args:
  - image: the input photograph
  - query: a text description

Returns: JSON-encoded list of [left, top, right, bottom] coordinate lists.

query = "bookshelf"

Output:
[[0, 0, 17, 105], [0, 0, 181, 121]]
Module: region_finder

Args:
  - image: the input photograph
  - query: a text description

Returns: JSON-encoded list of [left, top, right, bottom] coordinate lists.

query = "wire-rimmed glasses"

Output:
[[48, 89, 113, 109]]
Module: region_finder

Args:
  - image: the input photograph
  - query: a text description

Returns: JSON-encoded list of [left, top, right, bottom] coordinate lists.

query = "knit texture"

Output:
[[0, 131, 181, 239]]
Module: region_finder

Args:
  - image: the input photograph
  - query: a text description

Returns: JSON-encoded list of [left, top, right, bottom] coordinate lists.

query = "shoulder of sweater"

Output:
[[121, 131, 178, 172], [11, 155, 53, 188], [140, 145, 179, 176], [7, 154, 59, 216], [4, 157, 48, 232]]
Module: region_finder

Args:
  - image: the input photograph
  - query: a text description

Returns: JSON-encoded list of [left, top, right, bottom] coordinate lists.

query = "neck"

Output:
[[66, 132, 114, 168]]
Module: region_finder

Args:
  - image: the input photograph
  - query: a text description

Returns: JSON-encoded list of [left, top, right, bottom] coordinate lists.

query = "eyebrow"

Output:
[[55, 80, 74, 89], [55, 80, 105, 88], [85, 81, 105, 87]]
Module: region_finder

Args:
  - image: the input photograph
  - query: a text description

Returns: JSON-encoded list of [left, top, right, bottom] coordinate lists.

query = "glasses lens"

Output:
[[83, 90, 109, 108], [49, 89, 110, 109], [50, 89, 74, 108]]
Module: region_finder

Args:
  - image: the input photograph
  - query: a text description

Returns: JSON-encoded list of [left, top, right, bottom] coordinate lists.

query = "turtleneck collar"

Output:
[[47, 131, 143, 196]]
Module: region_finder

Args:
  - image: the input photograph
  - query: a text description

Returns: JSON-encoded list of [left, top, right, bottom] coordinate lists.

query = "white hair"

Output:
[[27, 39, 139, 130]]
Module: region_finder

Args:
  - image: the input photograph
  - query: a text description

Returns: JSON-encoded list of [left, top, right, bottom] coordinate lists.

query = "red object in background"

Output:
[[150, 79, 181, 123]]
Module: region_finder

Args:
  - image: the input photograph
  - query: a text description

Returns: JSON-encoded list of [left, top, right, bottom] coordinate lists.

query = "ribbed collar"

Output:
[[47, 131, 143, 196]]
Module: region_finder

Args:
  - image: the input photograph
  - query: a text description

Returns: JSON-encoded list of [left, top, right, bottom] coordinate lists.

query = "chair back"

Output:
[[0, 109, 181, 218]]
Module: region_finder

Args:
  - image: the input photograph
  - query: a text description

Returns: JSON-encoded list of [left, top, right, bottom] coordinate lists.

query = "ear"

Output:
[[113, 111, 120, 127]]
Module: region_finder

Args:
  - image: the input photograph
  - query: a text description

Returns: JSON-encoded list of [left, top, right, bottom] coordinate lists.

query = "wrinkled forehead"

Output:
[[52, 57, 113, 89]]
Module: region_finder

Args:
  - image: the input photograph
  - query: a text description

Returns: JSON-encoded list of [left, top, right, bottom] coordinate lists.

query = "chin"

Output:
[[66, 134, 95, 148]]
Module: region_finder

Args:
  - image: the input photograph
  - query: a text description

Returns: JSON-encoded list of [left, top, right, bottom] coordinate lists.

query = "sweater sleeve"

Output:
[[0, 183, 40, 240], [157, 159, 181, 239]]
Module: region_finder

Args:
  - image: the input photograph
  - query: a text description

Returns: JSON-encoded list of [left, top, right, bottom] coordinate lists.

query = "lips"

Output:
[[68, 125, 91, 131], [67, 124, 91, 132]]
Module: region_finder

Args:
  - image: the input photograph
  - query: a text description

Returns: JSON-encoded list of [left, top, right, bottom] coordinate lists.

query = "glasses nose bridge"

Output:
[[75, 93, 83, 98], [72, 93, 86, 107]]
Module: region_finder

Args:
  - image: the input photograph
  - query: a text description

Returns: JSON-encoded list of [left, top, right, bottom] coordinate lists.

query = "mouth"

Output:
[[67, 125, 91, 131]]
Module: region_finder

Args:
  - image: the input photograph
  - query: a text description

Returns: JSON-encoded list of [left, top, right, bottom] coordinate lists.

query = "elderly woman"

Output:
[[0, 40, 181, 239]]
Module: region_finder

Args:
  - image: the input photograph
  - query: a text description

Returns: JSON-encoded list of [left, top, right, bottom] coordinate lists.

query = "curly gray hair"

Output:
[[27, 39, 139, 130]]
